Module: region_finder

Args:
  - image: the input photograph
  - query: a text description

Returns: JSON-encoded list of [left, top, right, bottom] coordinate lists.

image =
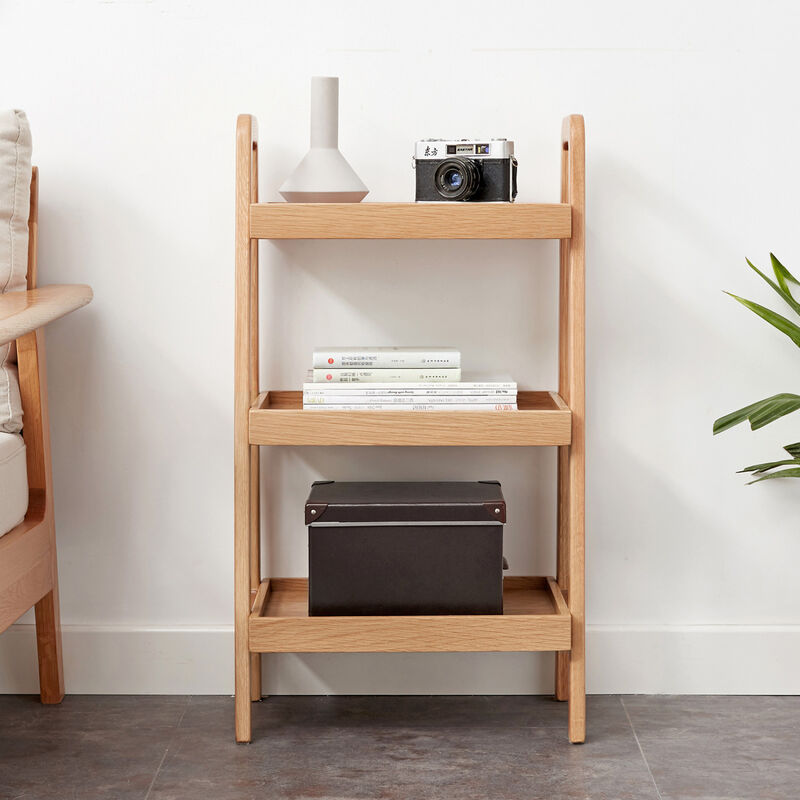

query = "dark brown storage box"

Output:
[[306, 481, 505, 616]]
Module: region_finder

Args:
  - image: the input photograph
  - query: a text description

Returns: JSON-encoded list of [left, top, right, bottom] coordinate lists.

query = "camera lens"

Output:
[[434, 158, 480, 200], [445, 170, 463, 189]]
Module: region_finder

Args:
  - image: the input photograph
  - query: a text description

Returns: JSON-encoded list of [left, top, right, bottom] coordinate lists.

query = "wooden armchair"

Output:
[[0, 168, 92, 701]]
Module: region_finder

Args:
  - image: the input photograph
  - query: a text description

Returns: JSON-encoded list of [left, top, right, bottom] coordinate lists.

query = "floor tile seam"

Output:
[[144, 696, 192, 799], [620, 695, 664, 800], [175, 696, 192, 728], [142, 746, 170, 800]]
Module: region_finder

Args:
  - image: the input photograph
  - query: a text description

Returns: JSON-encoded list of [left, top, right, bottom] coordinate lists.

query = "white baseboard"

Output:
[[1, 623, 799, 695]]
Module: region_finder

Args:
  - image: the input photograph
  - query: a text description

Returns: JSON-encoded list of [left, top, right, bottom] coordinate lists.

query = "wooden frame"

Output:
[[234, 114, 586, 743], [555, 116, 586, 742], [0, 168, 92, 702]]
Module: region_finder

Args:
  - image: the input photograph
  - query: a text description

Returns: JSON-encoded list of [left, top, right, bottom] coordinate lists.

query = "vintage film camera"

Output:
[[413, 138, 518, 202]]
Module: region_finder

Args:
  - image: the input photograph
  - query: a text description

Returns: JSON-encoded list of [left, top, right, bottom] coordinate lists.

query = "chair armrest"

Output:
[[0, 284, 93, 346]]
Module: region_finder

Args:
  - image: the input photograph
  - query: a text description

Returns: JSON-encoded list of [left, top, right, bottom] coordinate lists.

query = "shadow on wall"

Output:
[[586, 151, 800, 627], [262, 650, 557, 695], [260, 445, 557, 580], [261, 237, 560, 389], [255, 234, 562, 582], [35, 176, 234, 623]]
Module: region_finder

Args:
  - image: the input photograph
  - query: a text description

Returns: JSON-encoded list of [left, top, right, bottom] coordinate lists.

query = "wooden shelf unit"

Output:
[[234, 114, 586, 744]]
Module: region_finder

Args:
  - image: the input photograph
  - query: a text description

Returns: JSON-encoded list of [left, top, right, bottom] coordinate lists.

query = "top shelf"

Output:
[[249, 202, 572, 240]]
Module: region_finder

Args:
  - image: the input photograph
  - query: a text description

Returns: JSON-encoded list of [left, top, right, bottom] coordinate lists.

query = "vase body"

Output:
[[280, 77, 369, 203]]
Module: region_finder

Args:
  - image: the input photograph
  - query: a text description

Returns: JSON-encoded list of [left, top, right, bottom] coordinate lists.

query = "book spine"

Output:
[[303, 403, 518, 411], [303, 380, 516, 391], [312, 350, 460, 369], [303, 393, 517, 405], [303, 387, 516, 397], [312, 368, 462, 383]]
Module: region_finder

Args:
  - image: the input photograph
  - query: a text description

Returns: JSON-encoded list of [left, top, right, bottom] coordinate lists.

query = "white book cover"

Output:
[[304, 387, 516, 397], [303, 393, 516, 405], [312, 347, 460, 369], [311, 368, 461, 383], [303, 403, 518, 411], [304, 372, 516, 391]]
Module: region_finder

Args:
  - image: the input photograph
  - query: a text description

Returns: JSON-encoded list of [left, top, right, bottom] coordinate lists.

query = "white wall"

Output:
[[2, 0, 799, 694]]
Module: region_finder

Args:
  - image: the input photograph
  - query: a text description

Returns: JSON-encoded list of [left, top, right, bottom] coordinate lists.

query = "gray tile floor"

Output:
[[0, 695, 797, 800]]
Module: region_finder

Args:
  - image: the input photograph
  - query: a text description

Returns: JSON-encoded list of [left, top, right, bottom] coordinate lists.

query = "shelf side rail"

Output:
[[555, 114, 586, 743], [234, 113, 260, 742]]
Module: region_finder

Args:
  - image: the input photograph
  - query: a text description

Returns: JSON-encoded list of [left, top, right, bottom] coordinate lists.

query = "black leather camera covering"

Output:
[[415, 158, 516, 202]]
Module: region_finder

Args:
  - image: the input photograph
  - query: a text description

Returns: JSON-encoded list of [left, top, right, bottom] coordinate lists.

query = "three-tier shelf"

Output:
[[234, 114, 585, 743]]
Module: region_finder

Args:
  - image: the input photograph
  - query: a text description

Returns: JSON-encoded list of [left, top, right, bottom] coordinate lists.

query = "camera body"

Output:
[[413, 139, 518, 202]]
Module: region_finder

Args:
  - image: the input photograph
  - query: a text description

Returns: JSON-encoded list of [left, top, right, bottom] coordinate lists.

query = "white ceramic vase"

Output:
[[280, 77, 368, 203]]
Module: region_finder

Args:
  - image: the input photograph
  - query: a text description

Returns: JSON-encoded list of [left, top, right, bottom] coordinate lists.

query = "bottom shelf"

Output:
[[249, 576, 571, 654]]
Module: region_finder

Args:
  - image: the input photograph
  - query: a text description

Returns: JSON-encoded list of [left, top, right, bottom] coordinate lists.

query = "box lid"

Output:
[[305, 481, 505, 524]]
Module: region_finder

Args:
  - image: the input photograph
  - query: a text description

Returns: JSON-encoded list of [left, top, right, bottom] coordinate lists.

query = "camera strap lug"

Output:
[[510, 156, 518, 201]]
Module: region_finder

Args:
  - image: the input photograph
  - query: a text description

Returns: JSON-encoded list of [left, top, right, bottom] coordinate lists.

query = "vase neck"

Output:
[[310, 76, 338, 149]]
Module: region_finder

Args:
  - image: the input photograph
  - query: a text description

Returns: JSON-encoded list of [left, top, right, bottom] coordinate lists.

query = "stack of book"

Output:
[[303, 347, 517, 411]]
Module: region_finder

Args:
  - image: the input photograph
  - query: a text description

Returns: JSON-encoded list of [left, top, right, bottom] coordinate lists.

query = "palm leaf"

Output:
[[739, 458, 800, 474], [714, 397, 773, 434], [717, 256, 800, 485], [748, 396, 800, 430], [725, 293, 800, 348], [747, 467, 800, 484], [770, 253, 800, 295], [714, 393, 800, 434], [745, 258, 800, 316]]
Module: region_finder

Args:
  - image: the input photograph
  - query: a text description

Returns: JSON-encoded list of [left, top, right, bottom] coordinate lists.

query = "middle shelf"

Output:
[[249, 390, 571, 447], [249, 576, 571, 653]]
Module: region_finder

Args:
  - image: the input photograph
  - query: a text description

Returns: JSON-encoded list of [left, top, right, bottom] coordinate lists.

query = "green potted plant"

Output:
[[714, 254, 800, 482]]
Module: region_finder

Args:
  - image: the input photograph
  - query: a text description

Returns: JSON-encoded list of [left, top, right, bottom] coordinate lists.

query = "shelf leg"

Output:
[[555, 444, 570, 702], [249, 446, 262, 702], [234, 636, 252, 744], [234, 443, 253, 742], [568, 648, 585, 743], [249, 655, 261, 702], [555, 651, 569, 702]]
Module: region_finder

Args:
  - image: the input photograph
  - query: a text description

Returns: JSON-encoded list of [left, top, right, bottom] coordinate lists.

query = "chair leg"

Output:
[[34, 585, 64, 704]]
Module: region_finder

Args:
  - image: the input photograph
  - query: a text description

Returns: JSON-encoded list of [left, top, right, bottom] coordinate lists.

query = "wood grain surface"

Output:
[[249, 391, 571, 447], [555, 114, 586, 743], [250, 202, 571, 239], [249, 577, 571, 654], [0, 284, 92, 346]]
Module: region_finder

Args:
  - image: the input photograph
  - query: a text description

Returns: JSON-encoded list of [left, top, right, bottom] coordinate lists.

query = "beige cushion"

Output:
[[0, 432, 27, 536], [0, 109, 31, 434]]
